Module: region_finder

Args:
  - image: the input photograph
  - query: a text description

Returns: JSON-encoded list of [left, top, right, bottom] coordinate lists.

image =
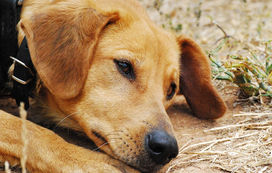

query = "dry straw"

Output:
[[4, 161, 11, 173], [19, 103, 28, 173], [167, 112, 272, 172]]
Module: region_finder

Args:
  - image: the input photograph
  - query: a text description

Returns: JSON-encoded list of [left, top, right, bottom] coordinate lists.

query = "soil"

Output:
[[166, 95, 240, 172]]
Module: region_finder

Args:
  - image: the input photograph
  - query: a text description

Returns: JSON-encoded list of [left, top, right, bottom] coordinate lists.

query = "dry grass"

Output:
[[19, 103, 28, 173], [167, 112, 272, 172], [139, 0, 272, 172], [5, 161, 11, 173]]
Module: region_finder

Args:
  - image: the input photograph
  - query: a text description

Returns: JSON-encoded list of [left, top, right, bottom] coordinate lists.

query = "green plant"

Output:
[[208, 38, 272, 98]]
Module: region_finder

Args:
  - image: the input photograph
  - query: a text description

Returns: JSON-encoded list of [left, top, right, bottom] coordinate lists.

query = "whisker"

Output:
[[93, 142, 109, 151], [55, 112, 79, 128], [110, 138, 122, 140], [92, 139, 119, 151], [106, 134, 121, 137], [105, 130, 124, 137]]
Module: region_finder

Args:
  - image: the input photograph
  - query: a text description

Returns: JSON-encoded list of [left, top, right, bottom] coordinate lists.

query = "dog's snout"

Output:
[[145, 130, 178, 164]]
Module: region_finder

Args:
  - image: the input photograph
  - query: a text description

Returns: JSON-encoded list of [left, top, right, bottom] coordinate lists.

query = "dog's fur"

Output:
[[0, 0, 227, 172]]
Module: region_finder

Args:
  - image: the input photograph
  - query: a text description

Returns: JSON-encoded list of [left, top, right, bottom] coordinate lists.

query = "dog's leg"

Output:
[[0, 110, 138, 173]]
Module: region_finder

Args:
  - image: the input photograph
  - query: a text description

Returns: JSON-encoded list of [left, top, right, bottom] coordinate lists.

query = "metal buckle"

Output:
[[17, 0, 24, 6], [10, 56, 34, 76], [10, 56, 34, 85], [11, 75, 32, 85]]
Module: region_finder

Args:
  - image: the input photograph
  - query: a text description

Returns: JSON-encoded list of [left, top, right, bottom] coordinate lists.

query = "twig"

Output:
[[204, 121, 272, 132], [213, 21, 236, 44], [233, 112, 272, 117], [180, 132, 258, 152]]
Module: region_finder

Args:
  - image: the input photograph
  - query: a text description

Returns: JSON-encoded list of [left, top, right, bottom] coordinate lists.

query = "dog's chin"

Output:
[[134, 161, 163, 173], [88, 130, 171, 172], [86, 138, 160, 172], [130, 159, 164, 173], [103, 145, 164, 173], [113, 152, 163, 173]]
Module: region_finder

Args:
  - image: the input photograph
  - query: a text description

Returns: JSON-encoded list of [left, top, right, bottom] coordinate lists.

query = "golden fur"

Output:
[[0, 0, 227, 172]]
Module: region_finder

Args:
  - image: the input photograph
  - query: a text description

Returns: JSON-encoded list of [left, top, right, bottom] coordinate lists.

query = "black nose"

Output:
[[145, 130, 178, 164]]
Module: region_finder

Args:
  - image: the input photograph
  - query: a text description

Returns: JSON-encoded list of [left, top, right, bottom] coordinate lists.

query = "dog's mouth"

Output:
[[91, 130, 108, 146], [88, 129, 178, 172], [89, 130, 113, 154], [54, 125, 177, 172]]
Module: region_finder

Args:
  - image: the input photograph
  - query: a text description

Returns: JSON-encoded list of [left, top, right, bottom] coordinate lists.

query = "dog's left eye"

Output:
[[114, 59, 135, 80], [167, 83, 177, 100]]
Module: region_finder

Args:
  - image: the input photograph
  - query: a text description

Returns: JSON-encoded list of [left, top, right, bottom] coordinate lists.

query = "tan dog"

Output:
[[0, 0, 227, 172]]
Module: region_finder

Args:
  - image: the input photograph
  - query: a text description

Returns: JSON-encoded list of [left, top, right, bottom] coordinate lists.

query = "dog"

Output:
[[0, 0, 227, 172]]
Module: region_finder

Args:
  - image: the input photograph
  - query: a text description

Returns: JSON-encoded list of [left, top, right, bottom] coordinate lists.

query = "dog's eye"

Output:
[[167, 83, 176, 100], [114, 59, 135, 80]]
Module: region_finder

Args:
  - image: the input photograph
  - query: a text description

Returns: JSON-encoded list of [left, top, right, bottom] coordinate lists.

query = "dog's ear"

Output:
[[177, 36, 226, 119], [20, 5, 119, 99]]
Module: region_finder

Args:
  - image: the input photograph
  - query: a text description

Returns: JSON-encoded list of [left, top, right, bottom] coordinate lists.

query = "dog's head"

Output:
[[20, 0, 226, 171]]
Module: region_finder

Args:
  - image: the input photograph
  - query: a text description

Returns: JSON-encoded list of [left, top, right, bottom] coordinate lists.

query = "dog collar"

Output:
[[0, 0, 23, 87], [1, 0, 35, 109], [11, 37, 36, 110]]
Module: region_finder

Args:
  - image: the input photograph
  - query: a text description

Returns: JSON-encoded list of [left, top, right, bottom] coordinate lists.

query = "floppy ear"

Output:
[[177, 36, 226, 119], [20, 4, 119, 99]]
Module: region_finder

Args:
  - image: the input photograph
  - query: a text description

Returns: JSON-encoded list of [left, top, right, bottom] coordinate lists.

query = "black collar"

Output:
[[0, 0, 22, 87], [1, 0, 35, 109], [11, 37, 36, 110]]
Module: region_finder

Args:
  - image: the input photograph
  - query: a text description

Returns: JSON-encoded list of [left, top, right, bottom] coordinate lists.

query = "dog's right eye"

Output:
[[166, 83, 177, 100], [114, 59, 135, 80]]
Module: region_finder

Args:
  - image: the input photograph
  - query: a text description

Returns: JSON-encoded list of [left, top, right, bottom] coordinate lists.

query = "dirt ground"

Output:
[[166, 92, 242, 172], [1, 0, 272, 172]]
